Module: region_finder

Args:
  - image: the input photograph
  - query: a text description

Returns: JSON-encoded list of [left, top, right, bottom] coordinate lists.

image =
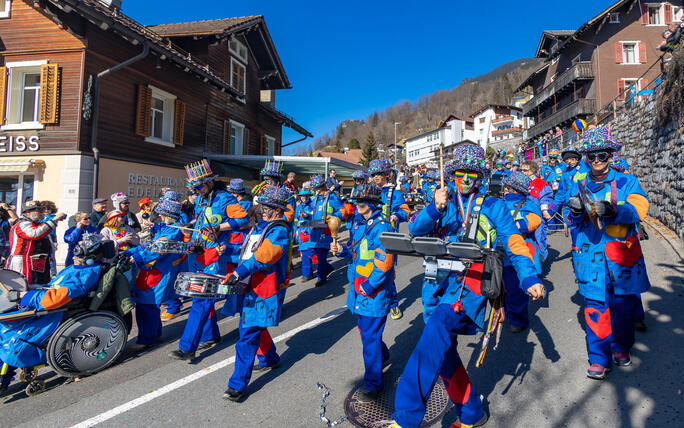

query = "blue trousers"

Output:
[[178, 298, 220, 352], [394, 304, 483, 427], [300, 249, 315, 278], [315, 248, 332, 281], [228, 322, 279, 392], [136, 303, 162, 345], [503, 266, 529, 328], [164, 297, 182, 314], [357, 315, 389, 392], [584, 290, 639, 367]]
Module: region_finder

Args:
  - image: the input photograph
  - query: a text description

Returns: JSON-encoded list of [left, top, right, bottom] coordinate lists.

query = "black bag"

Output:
[[480, 249, 504, 299]]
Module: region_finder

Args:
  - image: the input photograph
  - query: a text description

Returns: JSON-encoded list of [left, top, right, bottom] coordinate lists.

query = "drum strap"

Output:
[[240, 220, 292, 261]]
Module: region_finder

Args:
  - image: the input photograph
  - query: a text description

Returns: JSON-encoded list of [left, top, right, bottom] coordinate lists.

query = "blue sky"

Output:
[[125, 0, 617, 153]]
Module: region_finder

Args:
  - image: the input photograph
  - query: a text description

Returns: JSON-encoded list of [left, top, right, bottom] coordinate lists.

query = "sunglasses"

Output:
[[370, 172, 384, 178], [586, 152, 611, 162], [452, 170, 479, 180]]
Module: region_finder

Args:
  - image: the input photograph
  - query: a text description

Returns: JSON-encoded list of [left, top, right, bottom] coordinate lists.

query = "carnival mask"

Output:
[[453, 170, 481, 194]]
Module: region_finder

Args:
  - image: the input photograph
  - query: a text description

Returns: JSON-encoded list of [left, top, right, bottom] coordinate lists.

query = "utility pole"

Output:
[[394, 122, 401, 166]]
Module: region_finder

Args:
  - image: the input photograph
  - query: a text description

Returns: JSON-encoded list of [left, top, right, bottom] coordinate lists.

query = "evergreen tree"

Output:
[[333, 139, 343, 153], [348, 138, 361, 149], [360, 132, 379, 167]]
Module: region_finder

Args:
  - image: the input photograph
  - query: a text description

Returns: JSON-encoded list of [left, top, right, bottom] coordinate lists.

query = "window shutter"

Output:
[[39, 63, 59, 124], [0, 67, 6, 125], [664, 3, 673, 24], [615, 42, 623, 63], [640, 3, 649, 24], [638, 42, 647, 63], [173, 99, 186, 146], [135, 84, 152, 137], [617, 80, 626, 101], [260, 135, 266, 155]]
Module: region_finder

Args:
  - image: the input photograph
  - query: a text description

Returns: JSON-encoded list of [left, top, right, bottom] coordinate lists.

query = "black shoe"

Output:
[[168, 349, 196, 362], [635, 319, 647, 332], [470, 411, 489, 427], [253, 361, 281, 372], [223, 387, 244, 401], [509, 324, 527, 333], [197, 337, 222, 351], [357, 387, 380, 403], [300, 276, 314, 283], [315, 278, 327, 287]]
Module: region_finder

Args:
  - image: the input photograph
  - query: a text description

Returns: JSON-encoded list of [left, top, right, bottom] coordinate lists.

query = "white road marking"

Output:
[[71, 307, 349, 428]]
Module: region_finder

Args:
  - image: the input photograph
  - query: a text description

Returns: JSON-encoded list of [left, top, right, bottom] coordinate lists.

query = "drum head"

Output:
[[46, 311, 128, 377], [0, 269, 28, 292]]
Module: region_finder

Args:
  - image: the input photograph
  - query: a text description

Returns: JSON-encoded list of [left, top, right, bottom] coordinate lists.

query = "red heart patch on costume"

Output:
[[605, 236, 642, 268], [584, 307, 612, 339], [526, 242, 536, 259], [135, 268, 161, 290], [299, 232, 309, 243]]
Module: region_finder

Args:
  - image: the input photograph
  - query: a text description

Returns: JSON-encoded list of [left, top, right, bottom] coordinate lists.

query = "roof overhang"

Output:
[[206, 154, 364, 181], [259, 104, 312, 138], [515, 62, 550, 92]]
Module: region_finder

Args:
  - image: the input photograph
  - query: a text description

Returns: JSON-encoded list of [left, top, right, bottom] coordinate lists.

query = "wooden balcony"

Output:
[[523, 62, 594, 116], [492, 127, 522, 136], [526, 98, 596, 140], [492, 115, 514, 124]]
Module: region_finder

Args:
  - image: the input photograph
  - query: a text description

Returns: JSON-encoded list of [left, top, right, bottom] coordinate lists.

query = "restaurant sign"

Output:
[[127, 172, 188, 198], [0, 136, 40, 152]]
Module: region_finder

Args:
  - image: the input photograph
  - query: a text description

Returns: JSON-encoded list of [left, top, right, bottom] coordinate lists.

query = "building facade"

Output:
[[470, 104, 527, 152], [404, 115, 475, 166]]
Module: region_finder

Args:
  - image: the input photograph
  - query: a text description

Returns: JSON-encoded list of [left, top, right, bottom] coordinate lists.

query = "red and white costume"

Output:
[[5, 217, 56, 284]]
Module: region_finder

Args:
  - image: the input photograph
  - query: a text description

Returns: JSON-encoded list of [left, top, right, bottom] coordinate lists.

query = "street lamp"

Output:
[[394, 122, 401, 166]]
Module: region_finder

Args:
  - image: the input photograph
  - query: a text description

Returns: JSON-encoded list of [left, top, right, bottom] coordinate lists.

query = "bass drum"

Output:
[[46, 311, 128, 377]]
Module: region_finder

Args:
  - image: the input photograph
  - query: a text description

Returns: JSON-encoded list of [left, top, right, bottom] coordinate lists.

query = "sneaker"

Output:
[[509, 324, 527, 333], [253, 360, 281, 372], [635, 319, 647, 332], [127, 343, 156, 352], [357, 387, 380, 403], [450, 411, 489, 427], [586, 363, 611, 380], [168, 349, 196, 362], [223, 387, 244, 401], [300, 276, 314, 283], [315, 278, 327, 287], [613, 352, 632, 366], [390, 306, 403, 320], [197, 337, 222, 351], [160, 311, 179, 322]]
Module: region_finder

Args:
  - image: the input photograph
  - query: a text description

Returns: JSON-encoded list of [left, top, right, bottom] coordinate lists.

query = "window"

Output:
[[0, 175, 34, 208], [622, 43, 637, 64], [0, 1, 10, 19], [2, 60, 46, 130], [231, 58, 246, 95], [265, 135, 276, 156], [229, 120, 244, 155], [229, 38, 248, 64], [145, 86, 176, 146], [609, 12, 620, 23], [649, 5, 661, 24]]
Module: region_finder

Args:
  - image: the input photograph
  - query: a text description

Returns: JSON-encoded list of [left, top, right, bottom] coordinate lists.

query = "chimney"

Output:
[[98, 0, 122, 9]]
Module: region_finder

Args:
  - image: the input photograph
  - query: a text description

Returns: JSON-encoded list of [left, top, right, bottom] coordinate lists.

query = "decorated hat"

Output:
[[106, 210, 125, 222], [110, 192, 129, 207], [310, 174, 326, 189], [561, 145, 581, 160], [298, 181, 314, 196], [22, 200, 42, 213], [512, 160, 520, 166], [185, 159, 218, 188], [352, 170, 368, 180], [227, 178, 247, 194], [351, 184, 382, 204], [259, 185, 291, 211], [579, 126, 622, 153], [495, 159, 504, 166], [161, 190, 182, 203], [502, 171, 532, 194], [548, 149, 560, 158], [447, 144, 488, 175], [426, 170, 440, 180], [368, 159, 392, 175], [138, 197, 151, 209], [260, 160, 284, 179], [398, 175, 409, 183], [155, 194, 182, 220]]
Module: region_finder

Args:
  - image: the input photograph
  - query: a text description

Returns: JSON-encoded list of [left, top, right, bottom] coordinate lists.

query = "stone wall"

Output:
[[608, 90, 684, 240]]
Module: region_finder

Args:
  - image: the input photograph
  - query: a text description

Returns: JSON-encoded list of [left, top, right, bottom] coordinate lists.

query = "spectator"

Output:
[[283, 172, 297, 194], [180, 190, 197, 225], [326, 169, 344, 193], [100, 210, 140, 252], [99, 193, 141, 232], [136, 197, 155, 242], [90, 197, 108, 229], [63, 211, 99, 266], [41, 200, 59, 275]]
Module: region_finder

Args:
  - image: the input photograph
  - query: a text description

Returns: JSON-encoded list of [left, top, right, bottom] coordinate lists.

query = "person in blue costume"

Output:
[[330, 184, 395, 403], [221, 185, 293, 402], [501, 171, 543, 333], [511, 160, 520, 172], [389, 144, 544, 428], [522, 160, 554, 262], [547, 146, 586, 225], [63, 211, 99, 266], [295, 181, 316, 282], [126, 192, 186, 351], [421, 170, 439, 203], [0, 237, 113, 394], [308, 174, 346, 287], [169, 159, 250, 362], [253, 160, 296, 223], [369, 159, 410, 320], [566, 126, 651, 380], [398, 175, 411, 193], [347, 170, 368, 229], [610, 153, 631, 173], [225, 179, 254, 275], [491, 159, 507, 177], [543, 150, 566, 230]]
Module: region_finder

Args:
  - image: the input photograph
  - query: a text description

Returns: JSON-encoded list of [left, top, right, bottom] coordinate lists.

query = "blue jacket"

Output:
[[222, 219, 292, 327], [225, 199, 253, 264], [503, 193, 543, 274], [421, 181, 437, 203], [309, 192, 345, 249], [409, 193, 540, 329], [295, 198, 315, 251], [63, 225, 99, 266], [337, 210, 395, 317], [528, 177, 554, 259], [381, 185, 410, 229], [127, 224, 186, 305], [566, 169, 651, 301], [0, 263, 103, 368], [544, 162, 567, 189]]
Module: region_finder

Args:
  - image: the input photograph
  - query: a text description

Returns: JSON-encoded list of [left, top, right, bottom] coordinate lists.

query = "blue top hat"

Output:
[[368, 159, 391, 175], [185, 159, 218, 188], [579, 126, 622, 153], [502, 171, 532, 194], [351, 184, 382, 204], [310, 174, 326, 189], [426, 170, 440, 180], [260, 160, 284, 179], [259, 186, 291, 211], [155, 197, 183, 220], [227, 178, 247, 194], [352, 170, 368, 180], [447, 144, 489, 176]]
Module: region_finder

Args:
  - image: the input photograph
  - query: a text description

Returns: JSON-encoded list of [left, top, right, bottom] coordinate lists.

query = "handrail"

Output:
[[523, 62, 594, 115], [526, 98, 596, 139]]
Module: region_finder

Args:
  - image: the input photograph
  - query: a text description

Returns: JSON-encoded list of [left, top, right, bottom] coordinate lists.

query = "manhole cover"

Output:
[[344, 377, 452, 428]]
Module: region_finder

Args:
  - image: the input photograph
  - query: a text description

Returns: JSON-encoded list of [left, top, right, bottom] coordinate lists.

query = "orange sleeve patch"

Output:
[[400, 203, 410, 215], [254, 238, 284, 264], [507, 234, 533, 260], [172, 254, 187, 266], [226, 203, 248, 219], [374, 249, 394, 273], [525, 213, 542, 232], [284, 204, 295, 222], [40, 287, 72, 310], [626, 194, 649, 221]]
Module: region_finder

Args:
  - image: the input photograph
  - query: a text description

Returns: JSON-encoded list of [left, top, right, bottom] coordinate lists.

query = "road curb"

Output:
[[642, 217, 684, 260]]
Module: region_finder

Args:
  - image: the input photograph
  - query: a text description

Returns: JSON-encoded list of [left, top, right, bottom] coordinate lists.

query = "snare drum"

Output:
[[146, 239, 191, 254], [174, 272, 244, 298]]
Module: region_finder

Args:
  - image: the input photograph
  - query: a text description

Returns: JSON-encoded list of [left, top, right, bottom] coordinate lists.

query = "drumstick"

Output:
[[169, 224, 202, 233], [439, 143, 444, 189]]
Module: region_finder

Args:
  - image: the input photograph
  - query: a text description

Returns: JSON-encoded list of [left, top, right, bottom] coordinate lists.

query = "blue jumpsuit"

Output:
[[381, 185, 410, 310], [528, 178, 554, 260], [393, 194, 540, 428], [295, 198, 316, 279], [566, 169, 650, 368], [309, 192, 345, 282]]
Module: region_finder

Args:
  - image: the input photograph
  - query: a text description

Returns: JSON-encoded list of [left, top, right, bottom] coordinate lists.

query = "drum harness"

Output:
[[238, 220, 294, 287]]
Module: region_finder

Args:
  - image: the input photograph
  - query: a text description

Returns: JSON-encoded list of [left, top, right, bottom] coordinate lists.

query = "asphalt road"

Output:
[[1, 224, 682, 428]]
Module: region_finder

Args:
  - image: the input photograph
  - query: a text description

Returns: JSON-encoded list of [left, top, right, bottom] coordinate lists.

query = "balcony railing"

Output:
[[492, 115, 514, 124], [526, 98, 596, 139], [492, 127, 522, 136], [523, 62, 594, 116]]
